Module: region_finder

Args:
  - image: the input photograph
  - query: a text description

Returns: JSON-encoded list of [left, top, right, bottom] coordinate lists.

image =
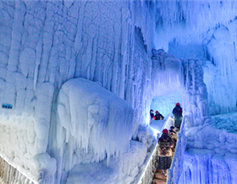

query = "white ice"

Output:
[[0, 0, 237, 184]]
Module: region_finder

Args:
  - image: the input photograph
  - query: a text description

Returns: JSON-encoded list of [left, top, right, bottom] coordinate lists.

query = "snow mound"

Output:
[[56, 78, 134, 181]]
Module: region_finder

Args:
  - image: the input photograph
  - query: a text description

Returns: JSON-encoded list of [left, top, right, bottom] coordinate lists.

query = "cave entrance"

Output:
[[150, 91, 182, 120]]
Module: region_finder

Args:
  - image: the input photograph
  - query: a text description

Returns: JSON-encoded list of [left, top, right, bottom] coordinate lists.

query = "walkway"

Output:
[[152, 116, 187, 184], [152, 150, 175, 184], [151, 117, 176, 184], [134, 116, 175, 184]]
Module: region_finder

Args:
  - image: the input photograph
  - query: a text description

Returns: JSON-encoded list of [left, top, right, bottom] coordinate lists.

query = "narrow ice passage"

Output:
[[134, 113, 188, 184]]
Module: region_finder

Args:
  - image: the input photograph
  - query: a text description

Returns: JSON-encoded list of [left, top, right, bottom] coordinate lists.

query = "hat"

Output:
[[156, 111, 158, 113], [176, 103, 180, 106], [162, 129, 168, 134], [170, 126, 175, 130]]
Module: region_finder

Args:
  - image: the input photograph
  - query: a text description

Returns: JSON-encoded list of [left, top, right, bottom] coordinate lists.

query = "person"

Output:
[[150, 109, 155, 119], [172, 103, 183, 131], [169, 126, 177, 153], [155, 110, 164, 120], [157, 129, 173, 176]]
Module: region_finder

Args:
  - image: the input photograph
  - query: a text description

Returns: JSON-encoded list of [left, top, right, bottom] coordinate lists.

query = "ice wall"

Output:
[[0, 116, 56, 183], [0, 0, 156, 183], [154, 1, 237, 50], [205, 22, 237, 115], [0, 80, 56, 182], [180, 122, 237, 184]]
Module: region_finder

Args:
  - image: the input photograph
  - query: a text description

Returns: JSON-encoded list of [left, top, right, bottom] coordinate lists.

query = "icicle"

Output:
[[192, 62, 195, 94]]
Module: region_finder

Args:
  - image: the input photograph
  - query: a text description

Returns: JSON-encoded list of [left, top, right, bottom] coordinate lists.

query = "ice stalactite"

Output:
[[151, 49, 182, 98], [153, 0, 237, 115], [153, 1, 237, 50], [182, 58, 208, 125], [56, 78, 134, 183], [150, 49, 208, 124], [205, 22, 237, 115], [71, 1, 155, 128]]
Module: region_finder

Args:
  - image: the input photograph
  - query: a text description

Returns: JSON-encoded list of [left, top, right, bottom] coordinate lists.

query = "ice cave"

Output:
[[0, 0, 237, 184]]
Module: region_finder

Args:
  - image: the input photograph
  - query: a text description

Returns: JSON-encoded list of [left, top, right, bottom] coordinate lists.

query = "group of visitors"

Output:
[[155, 103, 183, 178], [150, 102, 183, 130], [150, 109, 164, 120]]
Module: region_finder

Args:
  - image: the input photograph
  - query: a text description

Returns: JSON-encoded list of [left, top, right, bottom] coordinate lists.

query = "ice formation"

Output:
[[181, 120, 237, 184], [55, 78, 134, 182], [0, 0, 237, 183], [154, 1, 237, 115], [66, 140, 147, 184], [205, 22, 237, 115], [0, 1, 157, 183]]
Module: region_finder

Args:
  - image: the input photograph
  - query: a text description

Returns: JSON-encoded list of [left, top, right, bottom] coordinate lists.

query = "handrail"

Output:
[[134, 139, 159, 184], [134, 115, 174, 184], [167, 115, 189, 184], [0, 153, 37, 184]]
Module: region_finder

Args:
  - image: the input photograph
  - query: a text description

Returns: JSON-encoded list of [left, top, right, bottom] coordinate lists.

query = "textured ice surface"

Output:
[[180, 147, 237, 184], [66, 140, 147, 184], [0, 0, 237, 183], [0, 1, 155, 182], [182, 113, 237, 184], [56, 78, 134, 182]]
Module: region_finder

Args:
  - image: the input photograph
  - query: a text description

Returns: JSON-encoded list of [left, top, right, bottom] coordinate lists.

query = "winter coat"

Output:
[[172, 105, 182, 117], [155, 113, 164, 120], [169, 130, 177, 151], [150, 112, 154, 119], [169, 130, 177, 142], [172, 105, 183, 128], [158, 134, 173, 157]]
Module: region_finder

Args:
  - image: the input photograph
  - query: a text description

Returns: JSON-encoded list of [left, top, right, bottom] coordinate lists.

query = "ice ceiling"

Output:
[[153, 1, 237, 50]]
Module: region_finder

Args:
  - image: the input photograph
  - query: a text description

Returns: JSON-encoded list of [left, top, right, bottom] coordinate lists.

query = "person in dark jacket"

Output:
[[169, 126, 177, 152], [172, 103, 183, 131], [150, 109, 155, 119], [155, 110, 164, 120], [157, 129, 173, 176]]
